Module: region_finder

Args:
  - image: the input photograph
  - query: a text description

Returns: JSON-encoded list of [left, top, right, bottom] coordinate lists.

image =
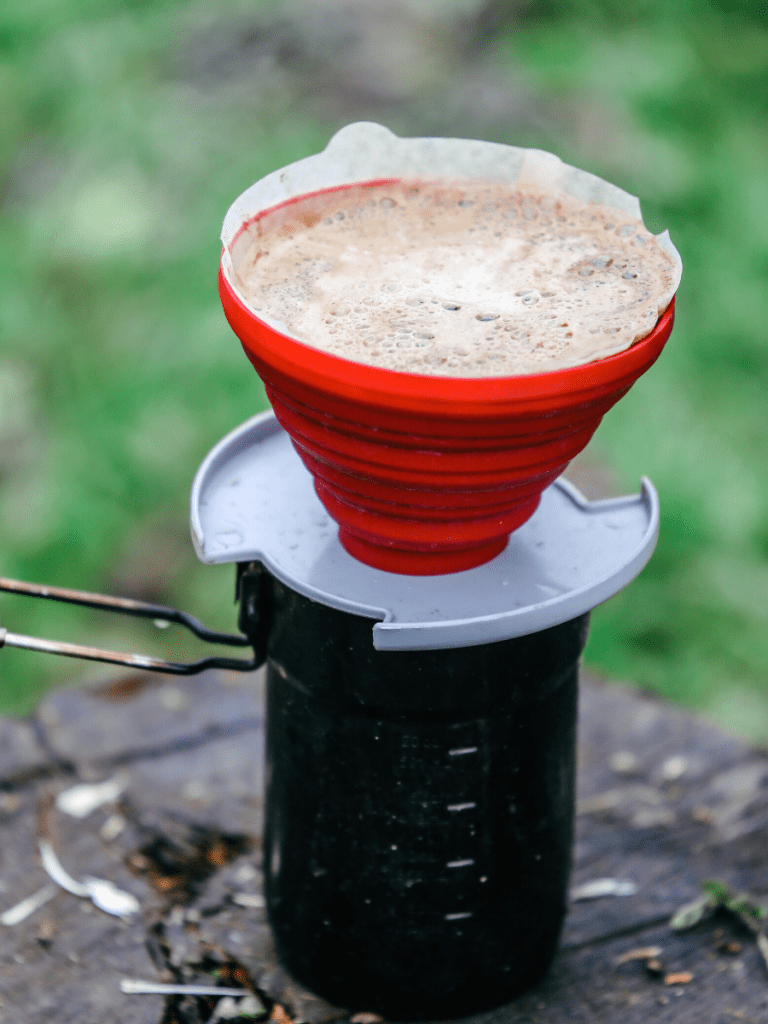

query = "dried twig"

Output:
[[120, 979, 258, 999]]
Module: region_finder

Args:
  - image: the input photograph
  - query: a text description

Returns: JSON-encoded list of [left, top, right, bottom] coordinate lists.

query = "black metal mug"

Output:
[[241, 564, 588, 1020]]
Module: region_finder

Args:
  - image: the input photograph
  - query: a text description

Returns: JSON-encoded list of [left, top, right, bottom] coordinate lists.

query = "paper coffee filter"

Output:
[[221, 121, 682, 364]]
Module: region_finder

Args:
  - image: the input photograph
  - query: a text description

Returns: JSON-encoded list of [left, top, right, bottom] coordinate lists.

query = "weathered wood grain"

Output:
[[0, 669, 765, 1023]]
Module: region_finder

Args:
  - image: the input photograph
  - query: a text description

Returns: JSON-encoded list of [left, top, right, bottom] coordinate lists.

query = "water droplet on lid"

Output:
[[579, 267, 593, 277], [476, 313, 499, 321], [623, 271, 638, 280], [522, 292, 541, 305], [617, 224, 635, 236], [591, 258, 610, 268], [442, 302, 461, 311], [380, 197, 396, 208]]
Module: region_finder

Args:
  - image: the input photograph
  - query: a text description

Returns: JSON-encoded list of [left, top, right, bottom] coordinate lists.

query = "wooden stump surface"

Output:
[[0, 668, 766, 1023]]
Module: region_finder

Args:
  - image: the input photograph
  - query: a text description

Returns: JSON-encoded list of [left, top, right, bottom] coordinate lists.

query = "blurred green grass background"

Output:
[[0, 0, 766, 740]]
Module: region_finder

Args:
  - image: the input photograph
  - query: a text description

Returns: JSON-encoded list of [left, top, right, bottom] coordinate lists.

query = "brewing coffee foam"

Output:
[[231, 180, 678, 377]]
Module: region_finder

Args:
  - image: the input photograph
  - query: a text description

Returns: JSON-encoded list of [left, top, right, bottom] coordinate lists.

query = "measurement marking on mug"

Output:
[[447, 802, 476, 812], [448, 747, 478, 757], [446, 859, 475, 868], [445, 911, 474, 921]]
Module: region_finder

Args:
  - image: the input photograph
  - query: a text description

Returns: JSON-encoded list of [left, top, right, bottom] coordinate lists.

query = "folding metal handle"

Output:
[[0, 577, 262, 676]]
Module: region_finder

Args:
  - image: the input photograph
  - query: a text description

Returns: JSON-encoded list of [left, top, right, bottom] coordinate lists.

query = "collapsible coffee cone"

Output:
[[220, 123, 680, 575]]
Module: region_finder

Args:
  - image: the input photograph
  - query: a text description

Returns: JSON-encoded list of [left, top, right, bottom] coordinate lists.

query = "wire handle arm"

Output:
[[0, 577, 261, 676]]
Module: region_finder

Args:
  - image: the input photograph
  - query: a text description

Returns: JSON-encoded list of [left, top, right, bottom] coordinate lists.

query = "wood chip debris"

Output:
[[609, 750, 641, 775], [269, 1003, 294, 1024], [571, 878, 638, 900], [210, 997, 241, 1022], [210, 994, 265, 1021], [0, 884, 57, 926], [663, 972, 694, 985], [232, 892, 266, 908], [100, 813, 127, 841], [55, 773, 129, 818], [658, 754, 688, 782], [616, 946, 663, 965], [691, 805, 715, 824]]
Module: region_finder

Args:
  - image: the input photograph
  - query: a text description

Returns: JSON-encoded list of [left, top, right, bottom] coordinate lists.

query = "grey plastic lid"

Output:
[[190, 412, 659, 651]]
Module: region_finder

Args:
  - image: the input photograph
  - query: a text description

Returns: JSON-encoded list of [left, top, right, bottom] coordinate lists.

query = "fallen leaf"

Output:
[[670, 893, 715, 930]]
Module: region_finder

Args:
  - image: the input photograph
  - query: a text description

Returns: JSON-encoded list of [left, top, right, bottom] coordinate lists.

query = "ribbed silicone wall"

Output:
[[220, 266, 674, 575]]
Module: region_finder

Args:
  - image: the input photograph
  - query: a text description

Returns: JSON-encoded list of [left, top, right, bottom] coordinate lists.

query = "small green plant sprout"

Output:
[[671, 879, 768, 975]]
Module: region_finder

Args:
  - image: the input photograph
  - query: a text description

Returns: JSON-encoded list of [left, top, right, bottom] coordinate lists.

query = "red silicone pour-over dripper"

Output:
[[219, 124, 679, 575], [220, 269, 674, 574]]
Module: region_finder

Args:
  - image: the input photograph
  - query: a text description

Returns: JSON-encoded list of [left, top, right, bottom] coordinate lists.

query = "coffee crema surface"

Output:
[[231, 180, 678, 377]]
